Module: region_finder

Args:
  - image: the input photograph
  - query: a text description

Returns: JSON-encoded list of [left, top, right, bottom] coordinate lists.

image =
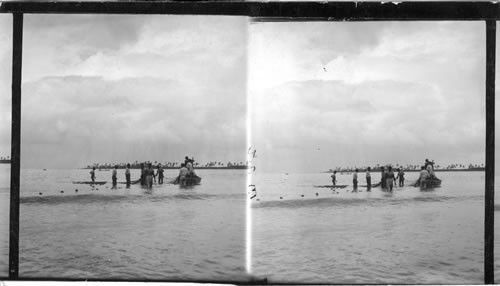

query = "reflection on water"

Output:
[[251, 171, 498, 284]]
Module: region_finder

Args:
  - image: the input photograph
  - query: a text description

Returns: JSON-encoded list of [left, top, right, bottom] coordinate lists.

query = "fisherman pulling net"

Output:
[[415, 158, 441, 188]]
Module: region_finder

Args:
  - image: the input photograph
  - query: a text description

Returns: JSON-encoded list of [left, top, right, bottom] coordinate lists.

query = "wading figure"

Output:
[[125, 163, 131, 187], [366, 167, 372, 192], [178, 163, 189, 187], [380, 166, 386, 189], [419, 166, 429, 188], [331, 171, 337, 187], [352, 169, 359, 192], [395, 168, 405, 187], [90, 167, 96, 183], [140, 163, 146, 186], [157, 164, 164, 184], [112, 165, 118, 188], [146, 163, 155, 188], [385, 166, 395, 192]]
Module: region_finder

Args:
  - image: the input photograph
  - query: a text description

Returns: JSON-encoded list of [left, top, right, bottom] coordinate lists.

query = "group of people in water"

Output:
[[331, 159, 438, 191], [89, 156, 198, 188]]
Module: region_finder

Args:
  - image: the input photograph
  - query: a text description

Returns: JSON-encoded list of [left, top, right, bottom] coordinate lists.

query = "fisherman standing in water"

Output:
[[395, 168, 405, 187], [186, 159, 195, 177], [426, 161, 435, 178], [385, 166, 396, 192], [178, 163, 189, 187], [125, 163, 131, 187], [366, 167, 372, 192], [353, 169, 359, 192], [112, 165, 118, 188], [90, 167, 96, 183], [185, 156, 196, 177], [380, 166, 386, 189], [146, 163, 155, 188], [419, 166, 430, 188], [156, 164, 164, 184], [331, 171, 337, 187], [140, 163, 146, 186]]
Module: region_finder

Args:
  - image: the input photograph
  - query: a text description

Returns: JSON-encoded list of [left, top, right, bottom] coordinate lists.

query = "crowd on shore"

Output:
[[331, 159, 439, 191], [89, 156, 200, 188]]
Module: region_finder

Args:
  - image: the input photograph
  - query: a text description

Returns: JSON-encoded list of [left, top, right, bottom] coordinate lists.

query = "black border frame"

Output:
[[0, 1, 497, 284]]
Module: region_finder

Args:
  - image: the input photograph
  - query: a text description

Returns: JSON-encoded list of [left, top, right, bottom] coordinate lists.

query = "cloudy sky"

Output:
[[0, 14, 248, 168], [0, 15, 497, 172], [249, 21, 490, 173]]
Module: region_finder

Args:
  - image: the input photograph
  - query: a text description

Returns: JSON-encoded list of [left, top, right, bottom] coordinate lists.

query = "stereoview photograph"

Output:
[[0, 14, 249, 281], [248, 20, 493, 284]]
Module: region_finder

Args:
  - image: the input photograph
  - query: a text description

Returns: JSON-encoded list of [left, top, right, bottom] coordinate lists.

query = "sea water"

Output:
[[0, 164, 247, 281], [2, 167, 500, 283], [251, 171, 500, 284]]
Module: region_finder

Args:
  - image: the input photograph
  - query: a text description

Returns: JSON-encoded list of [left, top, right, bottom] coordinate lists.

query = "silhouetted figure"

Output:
[[419, 166, 429, 188], [178, 163, 189, 187], [395, 168, 405, 187], [353, 169, 359, 192], [386, 166, 395, 192], [140, 163, 146, 186], [380, 166, 386, 189], [90, 167, 96, 183], [112, 165, 118, 188], [125, 163, 131, 187], [146, 163, 155, 188], [157, 164, 164, 184], [366, 167, 372, 191]]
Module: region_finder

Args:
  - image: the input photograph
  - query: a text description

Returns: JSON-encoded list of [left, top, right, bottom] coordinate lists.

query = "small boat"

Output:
[[72, 181, 107, 185], [313, 184, 348, 188], [414, 177, 442, 188], [171, 175, 202, 186]]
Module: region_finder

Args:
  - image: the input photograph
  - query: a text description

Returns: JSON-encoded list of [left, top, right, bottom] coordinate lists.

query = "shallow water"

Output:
[[251, 171, 500, 284], [2, 166, 500, 282], [0, 165, 247, 281]]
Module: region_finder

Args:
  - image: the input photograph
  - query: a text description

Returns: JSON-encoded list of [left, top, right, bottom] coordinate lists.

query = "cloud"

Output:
[[21, 75, 247, 168], [0, 15, 495, 172], [0, 14, 249, 168], [249, 21, 486, 172]]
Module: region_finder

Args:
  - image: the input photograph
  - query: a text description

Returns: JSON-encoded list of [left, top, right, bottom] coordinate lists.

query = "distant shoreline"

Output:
[[83, 166, 249, 170], [324, 168, 485, 173]]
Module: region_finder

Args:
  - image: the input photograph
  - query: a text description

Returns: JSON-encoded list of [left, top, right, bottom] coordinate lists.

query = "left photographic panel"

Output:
[[0, 14, 13, 279], [18, 14, 249, 281]]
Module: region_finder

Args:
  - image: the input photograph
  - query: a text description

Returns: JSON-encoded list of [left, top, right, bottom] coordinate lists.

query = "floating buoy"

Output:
[[315, 193, 318, 196], [75, 189, 78, 192], [301, 195, 304, 197], [60, 190, 64, 193], [39, 192, 42, 195], [280, 197, 283, 199]]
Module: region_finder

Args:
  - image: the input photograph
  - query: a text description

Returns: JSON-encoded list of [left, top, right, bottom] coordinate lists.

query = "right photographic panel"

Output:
[[248, 21, 488, 284]]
